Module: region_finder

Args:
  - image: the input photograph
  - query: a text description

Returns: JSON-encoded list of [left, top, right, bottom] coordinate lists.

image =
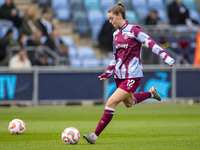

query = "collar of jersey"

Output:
[[118, 21, 129, 31]]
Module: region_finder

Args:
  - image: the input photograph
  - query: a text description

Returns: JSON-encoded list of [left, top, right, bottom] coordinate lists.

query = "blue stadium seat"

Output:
[[0, 0, 5, 7], [83, 0, 101, 11], [183, 0, 197, 10], [102, 58, 112, 66], [69, 0, 84, 11], [100, 0, 115, 10], [72, 10, 87, 24], [157, 9, 169, 22], [82, 58, 101, 68], [51, 0, 69, 9], [40, 36, 47, 44], [61, 36, 75, 48], [131, 0, 147, 9], [55, 5, 71, 21], [135, 8, 149, 22], [70, 58, 82, 67], [103, 7, 111, 19], [126, 10, 139, 24], [77, 47, 96, 58], [69, 0, 82, 7], [37, 0, 50, 6], [91, 23, 104, 45], [87, 10, 105, 24], [77, 22, 90, 36], [68, 47, 77, 58], [189, 10, 200, 24], [0, 19, 13, 28], [147, 0, 166, 9], [164, 0, 173, 5], [0, 26, 19, 40]]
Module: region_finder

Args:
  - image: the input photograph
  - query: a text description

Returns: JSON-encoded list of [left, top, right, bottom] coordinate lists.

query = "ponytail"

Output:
[[108, 1, 126, 20]]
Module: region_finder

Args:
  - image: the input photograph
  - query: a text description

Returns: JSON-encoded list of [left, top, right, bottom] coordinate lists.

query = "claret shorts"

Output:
[[115, 78, 141, 93]]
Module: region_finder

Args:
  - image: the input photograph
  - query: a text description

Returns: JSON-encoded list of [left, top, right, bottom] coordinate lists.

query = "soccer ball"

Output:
[[8, 119, 25, 135], [62, 127, 80, 144]]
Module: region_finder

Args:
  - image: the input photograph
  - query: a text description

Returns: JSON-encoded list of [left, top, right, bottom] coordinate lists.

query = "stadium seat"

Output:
[[82, 58, 101, 68], [61, 36, 75, 48], [102, 58, 112, 66], [71, 2, 84, 11], [51, 0, 69, 9], [157, 9, 169, 22], [70, 58, 82, 67], [135, 8, 150, 22], [55, 5, 71, 21], [83, 0, 101, 11], [69, 0, 84, 11], [164, 0, 173, 5], [131, 0, 147, 9], [69, 0, 83, 8], [182, 0, 197, 10], [77, 47, 96, 58], [40, 36, 47, 44], [0, 19, 13, 28], [0, 0, 5, 7], [68, 47, 77, 58], [37, 0, 50, 6], [91, 23, 104, 45], [72, 10, 87, 24], [189, 10, 200, 24], [87, 10, 105, 25], [147, 0, 166, 9], [126, 10, 139, 24], [0, 26, 19, 40], [100, 0, 115, 10], [77, 22, 90, 36]]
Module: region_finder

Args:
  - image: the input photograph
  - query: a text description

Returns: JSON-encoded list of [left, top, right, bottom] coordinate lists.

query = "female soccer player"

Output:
[[83, 2, 175, 144]]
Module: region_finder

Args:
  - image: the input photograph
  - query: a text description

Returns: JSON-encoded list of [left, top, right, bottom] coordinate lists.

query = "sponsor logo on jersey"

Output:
[[115, 44, 128, 49]]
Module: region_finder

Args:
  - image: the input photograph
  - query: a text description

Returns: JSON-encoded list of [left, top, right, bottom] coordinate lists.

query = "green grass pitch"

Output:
[[0, 103, 200, 150]]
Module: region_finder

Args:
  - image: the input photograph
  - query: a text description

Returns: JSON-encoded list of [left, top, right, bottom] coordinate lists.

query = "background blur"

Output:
[[0, 0, 200, 106]]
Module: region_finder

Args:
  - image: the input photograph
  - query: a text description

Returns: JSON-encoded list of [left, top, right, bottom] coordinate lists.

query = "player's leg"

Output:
[[122, 92, 135, 107], [133, 86, 161, 104], [82, 88, 130, 144], [121, 78, 161, 106]]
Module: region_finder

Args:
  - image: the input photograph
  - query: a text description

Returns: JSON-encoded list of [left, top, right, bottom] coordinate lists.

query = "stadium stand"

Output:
[[82, 58, 101, 68], [77, 46, 96, 58], [51, 0, 69, 9], [100, 0, 115, 11], [83, 0, 101, 11], [0, 0, 200, 68], [147, 0, 166, 9], [37, 0, 50, 6], [183, 0, 197, 10], [126, 10, 139, 24], [0, 0, 5, 7], [55, 5, 71, 21]]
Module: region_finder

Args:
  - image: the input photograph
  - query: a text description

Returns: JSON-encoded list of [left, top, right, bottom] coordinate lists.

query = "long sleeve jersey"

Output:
[[100, 21, 175, 79]]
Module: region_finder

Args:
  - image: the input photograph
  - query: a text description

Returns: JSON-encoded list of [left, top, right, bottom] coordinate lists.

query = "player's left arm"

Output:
[[133, 26, 175, 66]]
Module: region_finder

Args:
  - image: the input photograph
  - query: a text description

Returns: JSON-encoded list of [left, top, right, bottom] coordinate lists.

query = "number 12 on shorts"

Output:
[[127, 80, 135, 88]]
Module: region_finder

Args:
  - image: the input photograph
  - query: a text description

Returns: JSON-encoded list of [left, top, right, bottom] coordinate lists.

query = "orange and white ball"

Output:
[[62, 127, 80, 144], [8, 119, 25, 135]]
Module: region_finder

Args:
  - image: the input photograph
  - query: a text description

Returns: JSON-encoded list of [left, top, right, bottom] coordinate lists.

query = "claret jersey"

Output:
[[100, 21, 175, 79]]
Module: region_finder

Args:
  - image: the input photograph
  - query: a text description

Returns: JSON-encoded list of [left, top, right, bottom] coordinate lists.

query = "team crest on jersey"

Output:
[[123, 33, 129, 40]]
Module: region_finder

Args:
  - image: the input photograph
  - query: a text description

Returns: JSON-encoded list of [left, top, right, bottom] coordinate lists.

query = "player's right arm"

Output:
[[99, 43, 116, 80]]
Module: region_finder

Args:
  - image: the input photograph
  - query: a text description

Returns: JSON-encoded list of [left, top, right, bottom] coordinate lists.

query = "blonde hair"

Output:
[[23, 6, 37, 21], [108, 2, 126, 19]]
